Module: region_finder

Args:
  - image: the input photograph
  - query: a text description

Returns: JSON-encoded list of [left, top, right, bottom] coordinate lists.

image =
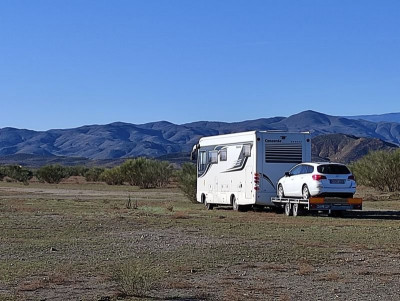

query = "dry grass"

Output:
[[319, 272, 342, 282], [1, 183, 400, 300], [297, 263, 315, 275], [171, 211, 190, 219]]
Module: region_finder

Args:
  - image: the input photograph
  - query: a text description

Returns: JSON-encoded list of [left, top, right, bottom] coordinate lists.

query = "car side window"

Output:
[[300, 165, 308, 174], [302, 165, 314, 174], [290, 165, 303, 175]]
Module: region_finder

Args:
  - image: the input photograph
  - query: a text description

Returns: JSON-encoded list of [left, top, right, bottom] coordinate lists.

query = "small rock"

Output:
[[50, 247, 57, 252]]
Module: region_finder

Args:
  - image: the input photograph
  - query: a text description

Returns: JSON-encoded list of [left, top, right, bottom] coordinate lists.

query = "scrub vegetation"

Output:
[[350, 149, 400, 191], [0, 180, 400, 300]]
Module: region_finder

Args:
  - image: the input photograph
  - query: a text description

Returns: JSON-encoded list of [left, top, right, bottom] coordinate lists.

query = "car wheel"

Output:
[[284, 203, 291, 216], [277, 184, 285, 199], [302, 185, 310, 200]]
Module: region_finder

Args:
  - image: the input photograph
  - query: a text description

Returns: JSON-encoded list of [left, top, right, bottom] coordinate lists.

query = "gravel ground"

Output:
[[1, 183, 400, 301]]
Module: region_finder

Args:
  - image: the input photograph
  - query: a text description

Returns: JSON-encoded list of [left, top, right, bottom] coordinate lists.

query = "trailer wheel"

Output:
[[232, 195, 240, 211], [302, 185, 310, 200], [284, 203, 291, 216], [292, 203, 300, 217], [277, 184, 285, 199]]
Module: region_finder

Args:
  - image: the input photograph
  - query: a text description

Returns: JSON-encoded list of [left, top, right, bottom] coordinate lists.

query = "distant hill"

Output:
[[1, 134, 398, 167], [1, 110, 400, 161], [346, 112, 400, 124], [312, 134, 399, 163]]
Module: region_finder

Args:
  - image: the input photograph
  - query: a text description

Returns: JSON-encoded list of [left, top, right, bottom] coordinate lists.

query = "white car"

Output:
[[277, 162, 356, 199]]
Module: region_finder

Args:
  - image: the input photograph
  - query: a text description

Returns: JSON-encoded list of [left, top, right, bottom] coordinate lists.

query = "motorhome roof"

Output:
[[197, 130, 311, 146], [199, 130, 310, 140]]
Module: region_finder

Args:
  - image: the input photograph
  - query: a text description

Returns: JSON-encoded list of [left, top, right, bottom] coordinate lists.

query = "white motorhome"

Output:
[[191, 131, 311, 210]]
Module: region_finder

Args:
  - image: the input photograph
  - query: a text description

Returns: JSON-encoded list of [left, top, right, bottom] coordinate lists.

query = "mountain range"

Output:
[[346, 112, 400, 124], [0, 111, 399, 165]]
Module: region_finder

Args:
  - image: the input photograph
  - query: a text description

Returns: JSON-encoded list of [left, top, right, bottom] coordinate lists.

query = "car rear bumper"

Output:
[[309, 187, 356, 197]]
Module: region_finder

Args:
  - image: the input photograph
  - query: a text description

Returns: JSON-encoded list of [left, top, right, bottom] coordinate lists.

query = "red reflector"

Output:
[[254, 180, 259, 184], [254, 187, 260, 190], [312, 174, 327, 181], [348, 175, 355, 180]]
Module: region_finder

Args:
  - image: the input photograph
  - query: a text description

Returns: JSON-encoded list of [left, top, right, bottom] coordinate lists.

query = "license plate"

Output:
[[330, 179, 345, 184]]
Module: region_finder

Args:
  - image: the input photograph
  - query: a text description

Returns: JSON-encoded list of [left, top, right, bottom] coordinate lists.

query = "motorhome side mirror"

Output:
[[285, 172, 290, 177]]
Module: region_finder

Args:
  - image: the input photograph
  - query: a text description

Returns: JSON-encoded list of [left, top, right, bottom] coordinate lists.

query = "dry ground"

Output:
[[1, 181, 400, 301]]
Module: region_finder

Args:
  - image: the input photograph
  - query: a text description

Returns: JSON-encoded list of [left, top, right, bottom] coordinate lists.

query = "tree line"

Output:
[[2, 149, 398, 200], [0, 158, 174, 189]]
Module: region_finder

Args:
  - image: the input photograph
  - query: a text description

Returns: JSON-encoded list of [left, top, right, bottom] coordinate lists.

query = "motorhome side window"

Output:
[[243, 144, 251, 157], [220, 149, 227, 161], [198, 151, 207, 171], [208, 150, 218, 164]]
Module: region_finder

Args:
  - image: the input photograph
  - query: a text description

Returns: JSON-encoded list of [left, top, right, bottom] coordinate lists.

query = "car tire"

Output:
[[277, 184, 285, 199], [302, 185, 310, 200]]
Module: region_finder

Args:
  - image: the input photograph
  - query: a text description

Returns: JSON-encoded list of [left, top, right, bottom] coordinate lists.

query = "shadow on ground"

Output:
[[343, 210, 400, 220]]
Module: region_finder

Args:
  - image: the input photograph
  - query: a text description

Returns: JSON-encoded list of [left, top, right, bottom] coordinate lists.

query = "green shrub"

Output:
[[120, 158, 172, 189], [177, 163, 197, 203], [350, 149, 400, 192], [100, 167, 124, 185], [65, 165, 89, 177], [0, 166, 6, 181], [84, 167, 105, 182], [36, 165, 69, 184], [1, 165, 33, 184], [152, 160, 173, 188]]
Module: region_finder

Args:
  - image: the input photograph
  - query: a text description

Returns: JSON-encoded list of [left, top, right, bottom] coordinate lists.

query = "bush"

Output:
[[177, 163, 197, 202], [115, 263, 154, 297], [100, 167, 124, 185], [350, 149, 400, 192], [120, 158, 172, 189], [0, 165, 33, 184], [0, 167, 5, 181], [84, 167, 105, 182], [65, 165, 89, 177], [36, 165, 69, 184]]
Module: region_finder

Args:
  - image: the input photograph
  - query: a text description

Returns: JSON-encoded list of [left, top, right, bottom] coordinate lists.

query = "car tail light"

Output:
[[312, 174, 327, 181], [348, 175, 355, 180]]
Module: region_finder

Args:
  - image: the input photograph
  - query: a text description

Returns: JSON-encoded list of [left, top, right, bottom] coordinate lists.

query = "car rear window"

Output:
[[317, 164, 350, 174]]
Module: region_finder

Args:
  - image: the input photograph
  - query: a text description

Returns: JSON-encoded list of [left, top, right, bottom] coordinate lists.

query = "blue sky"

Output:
[[0, 0, 399, 130]]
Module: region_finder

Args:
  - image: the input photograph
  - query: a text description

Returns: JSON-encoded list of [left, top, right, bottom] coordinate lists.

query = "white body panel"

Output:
[[195, 131, 311, 207]]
